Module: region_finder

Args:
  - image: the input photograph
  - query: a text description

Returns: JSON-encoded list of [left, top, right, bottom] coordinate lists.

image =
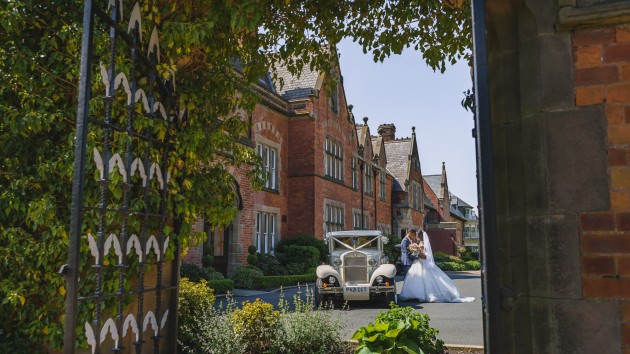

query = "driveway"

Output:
[[214, 270, 483, 347]]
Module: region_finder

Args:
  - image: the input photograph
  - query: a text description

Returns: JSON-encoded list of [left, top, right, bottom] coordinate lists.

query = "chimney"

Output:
[[377, 123, 396, 141]]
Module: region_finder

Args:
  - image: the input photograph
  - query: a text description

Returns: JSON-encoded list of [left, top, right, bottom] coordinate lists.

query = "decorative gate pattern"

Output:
[[64, 0, 181, 352]]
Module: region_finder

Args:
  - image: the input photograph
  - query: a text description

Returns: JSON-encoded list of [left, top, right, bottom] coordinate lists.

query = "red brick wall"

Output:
[[425, 229, 458, 256], [573, 24, 630, 350]]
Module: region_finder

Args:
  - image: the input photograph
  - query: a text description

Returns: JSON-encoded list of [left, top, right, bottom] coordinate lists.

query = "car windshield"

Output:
[[331, 236, 378, 251]]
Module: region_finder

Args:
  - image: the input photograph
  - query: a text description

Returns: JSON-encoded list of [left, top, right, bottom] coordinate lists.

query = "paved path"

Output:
[[215, 271, 483, 347]]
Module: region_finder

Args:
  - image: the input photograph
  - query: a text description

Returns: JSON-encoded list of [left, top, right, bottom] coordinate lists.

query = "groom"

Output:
[[400, 229, 416, 276]]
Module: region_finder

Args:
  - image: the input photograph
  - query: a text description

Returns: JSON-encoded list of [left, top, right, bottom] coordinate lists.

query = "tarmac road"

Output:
[[215, 270, 483, 347]]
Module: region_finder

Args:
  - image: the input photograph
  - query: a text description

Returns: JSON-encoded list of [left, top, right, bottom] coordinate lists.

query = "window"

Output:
[[353, 211, 369, 230], [363, 163, 373, 195], [351, 157, 358, 189], [330, 86, 339, 113], [257, 143, 278, 190], [325, 204, 344, 233], [325, 138, 343, 181], [256, 211, 276, 253], [379, 170, 386, 200]]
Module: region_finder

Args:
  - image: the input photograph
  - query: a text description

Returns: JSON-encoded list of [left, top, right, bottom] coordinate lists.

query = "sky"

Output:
[[337, 38, 479, 210]]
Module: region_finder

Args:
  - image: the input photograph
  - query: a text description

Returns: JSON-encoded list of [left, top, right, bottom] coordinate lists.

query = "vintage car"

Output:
[[315, 230, 397, 305]]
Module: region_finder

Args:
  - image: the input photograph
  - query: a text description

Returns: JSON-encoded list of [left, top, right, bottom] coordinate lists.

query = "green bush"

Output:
[[202, 254, 214, 268], [248, 244, 257, 255], [207, 279, 234, 294], [203, 267, 226, 280], [276, 245, 319, 274], [247, 253, 258, 266], [276, 235, 327, 262], [273, 286, 346, 354], [383, 234, 401, 264], [259, 273, 316, 289], [178, 278, 216, 352], [352, 304, 445, 354], [464, 260, 481, 270], [256, 252, 283, 275], [231, 266, 264, 290], [232, 299, 281, 353], [181, 262, 210, 282], [437, 261, 467, 271]]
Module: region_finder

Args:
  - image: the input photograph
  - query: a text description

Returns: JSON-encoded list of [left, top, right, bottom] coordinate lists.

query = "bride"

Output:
[[399, 229, 475, 303]]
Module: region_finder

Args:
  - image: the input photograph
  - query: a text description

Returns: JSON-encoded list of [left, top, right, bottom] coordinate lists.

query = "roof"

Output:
[[272, 62, 321, 100], [424, 195, 436, 210], [450, 206, 467, 221], [356, 125, 367, 147], [450, 193, 473, 208], [384, 139, 412, 192], [423, 175, 442, 197]]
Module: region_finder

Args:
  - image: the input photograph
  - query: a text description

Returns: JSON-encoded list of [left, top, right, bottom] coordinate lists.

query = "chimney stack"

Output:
[[377, 124, 396, 141]]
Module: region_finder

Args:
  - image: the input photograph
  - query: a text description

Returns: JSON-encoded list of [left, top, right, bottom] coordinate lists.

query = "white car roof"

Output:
[[325, 230, 382, 237]]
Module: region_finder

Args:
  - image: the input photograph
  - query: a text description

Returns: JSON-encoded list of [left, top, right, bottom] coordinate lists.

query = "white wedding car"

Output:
[[315, 230, 397, 305]]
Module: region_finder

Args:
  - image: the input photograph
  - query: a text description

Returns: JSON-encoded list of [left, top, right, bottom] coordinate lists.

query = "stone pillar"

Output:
[[483, 0, 621, 352]]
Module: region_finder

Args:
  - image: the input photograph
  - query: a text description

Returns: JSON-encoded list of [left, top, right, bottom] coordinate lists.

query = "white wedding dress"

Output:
[[399, 231, 475, 303]]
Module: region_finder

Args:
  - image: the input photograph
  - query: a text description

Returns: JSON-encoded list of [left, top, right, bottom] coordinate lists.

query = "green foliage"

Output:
[[256, 252, 283, 275], [207, 279, 234, 294], [202, 255, 215, 268], [248, 245, 257, 255], [246, 254, 258, 266], [1, 0, 470, 349], [232, 299, 281, 354], [437, 261, 467, 271], [352, 304, 445, 354], [464, 260, 481, 270], [178, 278, 216, 333], [276, 235, 328, 262], [383, 233, 402, 264], [258, 273, 317, 290], [276, 245, 320, 274], [231, 266, 264, 290]]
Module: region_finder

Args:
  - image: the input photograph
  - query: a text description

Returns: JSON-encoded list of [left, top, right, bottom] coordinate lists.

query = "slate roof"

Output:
[[232, 58, 277, 93], [424, 195, 436, 210], [384, 139, 412, 192], [272, 62, 320, 100], [356, 126, 367, 146], [450, 193, 473, 209], [450, 206, 467, 221], [423, 175, 442, 198]]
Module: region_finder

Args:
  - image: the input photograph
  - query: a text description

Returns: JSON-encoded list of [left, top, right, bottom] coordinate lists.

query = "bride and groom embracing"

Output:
[[399, 229, 474, 303]]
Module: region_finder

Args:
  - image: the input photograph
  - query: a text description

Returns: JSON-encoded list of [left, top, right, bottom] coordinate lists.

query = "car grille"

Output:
[[343, 253, 367, 283]]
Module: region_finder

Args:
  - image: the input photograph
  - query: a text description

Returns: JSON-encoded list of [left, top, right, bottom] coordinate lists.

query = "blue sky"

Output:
[[337, 38, 478, 210]]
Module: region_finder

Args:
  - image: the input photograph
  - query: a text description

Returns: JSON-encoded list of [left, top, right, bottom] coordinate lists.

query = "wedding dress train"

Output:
[[399, 231, 475, 303]]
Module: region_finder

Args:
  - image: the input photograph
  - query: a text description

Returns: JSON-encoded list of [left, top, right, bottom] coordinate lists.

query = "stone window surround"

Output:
[[254, 204, 281, 253], [256, 135, 281, 191], [352, 207, 370, 230], [323, 198, 345, 235]]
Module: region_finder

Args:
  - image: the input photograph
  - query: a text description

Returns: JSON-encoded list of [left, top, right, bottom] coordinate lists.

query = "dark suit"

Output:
[[400, 235, 416, 276]]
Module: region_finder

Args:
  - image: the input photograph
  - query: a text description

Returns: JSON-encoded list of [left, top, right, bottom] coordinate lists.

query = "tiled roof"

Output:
[[450, 192, 473, 208], [424, 195, 436, 210], [423, 175, 441, 197], [384, 139, 411, 192], [272, 62, 320, 100], [450, 206, 467, 220], [356, 126, 366, 146], [233, 58, 277, 93], [371, 136, 379, 153]]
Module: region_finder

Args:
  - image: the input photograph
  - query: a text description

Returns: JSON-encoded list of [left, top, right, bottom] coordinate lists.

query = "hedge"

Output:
[[207, 279, 235, 294], [257, 273, 317, 290]]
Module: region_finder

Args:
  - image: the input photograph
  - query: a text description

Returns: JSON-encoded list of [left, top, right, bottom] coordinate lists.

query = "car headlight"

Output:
[[332, 257, 342, 267], [381, 255, 389, 264], [368, 257, 377, 266], [328, 276, 336, 284], [376, 276, 384, 284]]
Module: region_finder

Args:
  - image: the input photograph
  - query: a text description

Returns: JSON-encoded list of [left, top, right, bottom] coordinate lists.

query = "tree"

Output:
[[0, 0, 470, 350]]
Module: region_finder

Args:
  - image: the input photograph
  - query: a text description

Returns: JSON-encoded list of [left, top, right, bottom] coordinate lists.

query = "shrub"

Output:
[[231, 266, 264, 290], [232, 299, 280, 353], [273, 287, 346, 354], [276, 235, 327, 262], [352, 304, 445, 354], [256, 252, 283, 275], [246, 253, 258, 266], [203, 267, 225, 281], [437, 261, 467, 271], [202, 254, 214, 268], [464, 260, 481, 270], [258, 273, 316, 290], [276, 245, 319, 274], [433, 252, 462, 264], [181, 262, 211, 282], [248, 245, 257, 255], [178, 278, 216, 352], [207, 279, 234, 294], [383, 233, 401, 264]]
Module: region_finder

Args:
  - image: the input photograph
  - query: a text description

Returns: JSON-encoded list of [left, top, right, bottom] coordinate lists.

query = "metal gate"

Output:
[[63, 0, 181, 352]]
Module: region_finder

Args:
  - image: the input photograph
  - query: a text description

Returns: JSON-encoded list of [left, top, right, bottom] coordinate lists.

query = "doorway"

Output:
[[205, 223, 232, 276]]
